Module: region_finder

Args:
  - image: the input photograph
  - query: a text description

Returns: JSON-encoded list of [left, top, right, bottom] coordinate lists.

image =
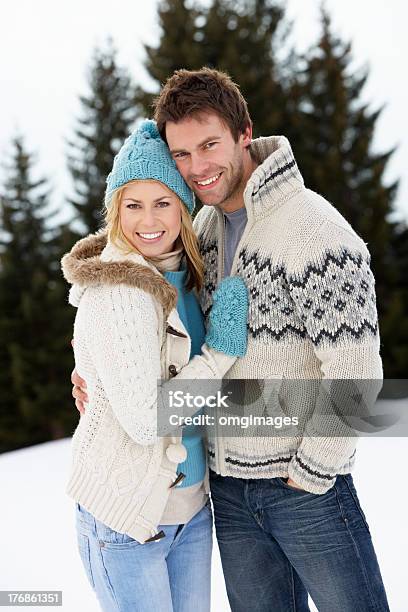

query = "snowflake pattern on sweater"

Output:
[[234, 246, 378, 347]]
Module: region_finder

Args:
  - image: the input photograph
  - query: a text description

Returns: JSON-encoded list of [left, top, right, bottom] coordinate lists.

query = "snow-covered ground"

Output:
[[0, 435, 407, 611]]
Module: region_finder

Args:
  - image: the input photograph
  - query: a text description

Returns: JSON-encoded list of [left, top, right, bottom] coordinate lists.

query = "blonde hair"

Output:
[[104, 180, 204, 292]]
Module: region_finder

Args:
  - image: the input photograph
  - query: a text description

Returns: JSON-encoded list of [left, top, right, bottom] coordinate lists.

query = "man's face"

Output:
[[166, 112, 252, 209]]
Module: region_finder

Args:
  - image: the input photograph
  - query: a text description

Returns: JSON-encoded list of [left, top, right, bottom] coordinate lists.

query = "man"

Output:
[[72, 68, 389, 611]]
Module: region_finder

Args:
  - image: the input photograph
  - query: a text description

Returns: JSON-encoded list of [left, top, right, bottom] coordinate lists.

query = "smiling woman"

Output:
[[61, 118, 249, 612], [111, 180, 182, 256], [104, 177, 203, 292]]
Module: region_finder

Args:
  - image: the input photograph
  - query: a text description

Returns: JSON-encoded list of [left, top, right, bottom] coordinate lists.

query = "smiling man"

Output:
[[165, 112, 255, 213], [151, 68, 390, 612]]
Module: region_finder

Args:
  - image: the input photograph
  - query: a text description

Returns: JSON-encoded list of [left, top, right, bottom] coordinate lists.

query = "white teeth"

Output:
[[138, 232, 164, 240], [196, 174, 220, 186]]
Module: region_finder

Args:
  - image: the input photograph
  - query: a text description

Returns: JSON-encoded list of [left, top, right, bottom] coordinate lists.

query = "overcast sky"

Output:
[[1, 0, 406, 223]]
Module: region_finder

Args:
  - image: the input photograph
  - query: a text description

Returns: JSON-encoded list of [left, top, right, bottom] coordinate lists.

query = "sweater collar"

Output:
[[61, 231, 177, 316], [145, 240, 183, 274], [244, 135, 304, 219]]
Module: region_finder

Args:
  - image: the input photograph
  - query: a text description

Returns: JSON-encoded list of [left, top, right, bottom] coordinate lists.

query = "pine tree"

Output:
[[383, 223, 408, 377], [139, 0, 202, 112], [138, 0, 290, 137], [0, 137, 77, 452], [290, 7, 402, 375], [200, 0, 289, 137], [293, 7, 398, 269], [68, 40, 139, 234]]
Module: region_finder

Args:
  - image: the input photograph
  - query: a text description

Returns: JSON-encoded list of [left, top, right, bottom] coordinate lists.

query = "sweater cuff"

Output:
[[288, 435, 357, 494], [205, 332, 247, 357]]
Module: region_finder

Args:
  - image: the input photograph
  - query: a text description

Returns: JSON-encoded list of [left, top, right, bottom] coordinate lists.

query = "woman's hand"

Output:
[[205, 276, 248, 357]]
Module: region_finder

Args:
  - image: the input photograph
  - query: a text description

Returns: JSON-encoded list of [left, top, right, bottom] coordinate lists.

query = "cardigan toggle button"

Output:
[[166, 443, 187, 464], [168, 364, 178, 377], [145, 530, 166, 543]]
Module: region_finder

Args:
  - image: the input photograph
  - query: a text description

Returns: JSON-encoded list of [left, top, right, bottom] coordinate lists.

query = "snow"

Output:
[[0, 435, 407, 611]]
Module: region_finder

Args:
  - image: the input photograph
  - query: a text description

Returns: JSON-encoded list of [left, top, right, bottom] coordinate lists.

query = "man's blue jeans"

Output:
[[210, 470, 389, 611], [75, 502, 212, 612]]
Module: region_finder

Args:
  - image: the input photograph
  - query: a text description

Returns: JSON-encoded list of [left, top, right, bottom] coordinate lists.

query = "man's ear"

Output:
[[240, 124, 253, 148]]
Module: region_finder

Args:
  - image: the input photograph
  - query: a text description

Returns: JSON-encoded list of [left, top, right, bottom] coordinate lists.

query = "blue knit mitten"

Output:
[[205, 277, 248, 357]]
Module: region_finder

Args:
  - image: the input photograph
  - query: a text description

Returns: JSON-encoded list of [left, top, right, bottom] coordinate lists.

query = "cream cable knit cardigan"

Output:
[[193, 135, 383, 494], [61, 233, 234, 543]]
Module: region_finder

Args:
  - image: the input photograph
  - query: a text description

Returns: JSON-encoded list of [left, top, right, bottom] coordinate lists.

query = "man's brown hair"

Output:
[[153, 67, 252, 142]]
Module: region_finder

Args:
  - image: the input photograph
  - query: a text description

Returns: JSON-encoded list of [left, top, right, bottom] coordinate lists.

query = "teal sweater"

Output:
[[164, 269, 207, 488]]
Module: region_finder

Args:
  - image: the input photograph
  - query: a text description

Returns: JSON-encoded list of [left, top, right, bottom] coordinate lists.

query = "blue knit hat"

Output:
[[105, 119, 195, 214]]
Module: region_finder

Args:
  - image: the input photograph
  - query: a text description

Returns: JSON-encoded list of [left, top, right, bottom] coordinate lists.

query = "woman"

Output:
[[61, 119, 248, 612]]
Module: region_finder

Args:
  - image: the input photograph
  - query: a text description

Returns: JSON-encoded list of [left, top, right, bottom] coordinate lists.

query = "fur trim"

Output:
[[61, 231, 178, 316]]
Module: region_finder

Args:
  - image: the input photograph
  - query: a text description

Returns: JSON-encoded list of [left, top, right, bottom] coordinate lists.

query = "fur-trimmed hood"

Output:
[[61, 231, 178, 317]]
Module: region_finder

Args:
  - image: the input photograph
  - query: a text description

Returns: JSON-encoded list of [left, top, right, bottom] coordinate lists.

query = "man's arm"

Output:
[[286, 219, 382, 493]]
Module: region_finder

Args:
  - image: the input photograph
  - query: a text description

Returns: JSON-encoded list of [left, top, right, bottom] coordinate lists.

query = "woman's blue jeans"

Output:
[[210, 471, 389, 612], [75, 501, 213, 612]]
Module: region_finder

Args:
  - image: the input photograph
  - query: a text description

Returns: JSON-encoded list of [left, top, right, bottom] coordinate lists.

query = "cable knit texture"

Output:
[[205, 276, 249, 356], [61, 233, 235, 542], [105, 119, 195, 213], [193, 135, 383, 494]]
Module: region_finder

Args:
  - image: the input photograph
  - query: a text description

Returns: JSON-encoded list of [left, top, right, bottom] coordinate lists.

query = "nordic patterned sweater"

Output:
[[193, 135, 383, 494]]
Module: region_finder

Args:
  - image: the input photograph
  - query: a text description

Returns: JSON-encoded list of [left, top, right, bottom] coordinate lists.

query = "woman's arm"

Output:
[[78, 284, 163, 446]]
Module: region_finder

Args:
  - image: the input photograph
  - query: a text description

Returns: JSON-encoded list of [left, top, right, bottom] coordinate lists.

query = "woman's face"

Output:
[[120, 181, 182, 257]]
